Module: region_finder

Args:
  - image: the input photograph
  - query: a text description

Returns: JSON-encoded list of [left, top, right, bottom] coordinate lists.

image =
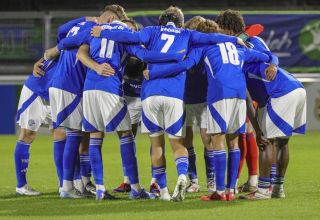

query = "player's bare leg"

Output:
[[185, 126, 200, 193], [241, 140, 274, 200], [201, 133, 227, 201], [200, 128, 216, 192], [15, 128, 40, 196], [170, 137, 188, 202], [150, 134, 170, 200], [225, 134, 241, 201], [272, 138, 289, 198]]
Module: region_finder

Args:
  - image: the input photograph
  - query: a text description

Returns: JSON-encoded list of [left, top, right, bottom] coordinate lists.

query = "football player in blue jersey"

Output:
[[241, 63, 306, 200], [13, 16, 97, 196], [215, 10, 280, 194], [76, 11, 185, 200], [91, 5, 246, 202], [143, 19, 270, 201], [46, 6, 129, 199]]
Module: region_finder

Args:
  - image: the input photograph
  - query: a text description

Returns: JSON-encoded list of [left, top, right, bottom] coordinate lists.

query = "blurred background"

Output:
[[0, 0, 320, 134]]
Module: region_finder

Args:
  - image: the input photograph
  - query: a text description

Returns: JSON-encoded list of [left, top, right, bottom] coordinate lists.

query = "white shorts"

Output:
[[16, 85, 52, 131], [186, 103, 207, 128], [207, 98, 246, 134], [49, 87, 83, 130], [257, 88, 307, 139], [141, 96, 186, 138], [83, 90, 131, 132], [124, 95, 142, 125]]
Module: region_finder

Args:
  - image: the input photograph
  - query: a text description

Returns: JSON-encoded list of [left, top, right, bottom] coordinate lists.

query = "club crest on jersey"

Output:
[[28, 119, 36, 128]]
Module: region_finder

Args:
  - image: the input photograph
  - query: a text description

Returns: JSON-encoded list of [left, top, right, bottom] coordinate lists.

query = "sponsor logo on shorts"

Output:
[[28, 119, 36, 128]]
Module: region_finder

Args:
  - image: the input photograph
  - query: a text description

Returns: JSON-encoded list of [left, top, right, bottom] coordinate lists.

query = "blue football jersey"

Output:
[[24, 17, 86, 100], [83, 21, 185, 96], [51, 21, 95, 95], [191, 43, 270, 103], [244, 63, 304, 108], [24, 59, 58, 101], [185, 51, 207, 104]]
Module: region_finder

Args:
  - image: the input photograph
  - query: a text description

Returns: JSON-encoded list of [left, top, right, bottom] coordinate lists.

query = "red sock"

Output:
[[246, 132, 258, 176], [237, 133, 247, 179]]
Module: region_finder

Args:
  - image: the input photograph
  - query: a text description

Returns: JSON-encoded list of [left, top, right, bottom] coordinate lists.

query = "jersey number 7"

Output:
[[160, 34, 175, 53]]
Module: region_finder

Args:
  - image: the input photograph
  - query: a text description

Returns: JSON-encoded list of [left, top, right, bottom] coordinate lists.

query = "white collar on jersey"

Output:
[[166, 22, 176, 27], [112, 20, 128, 27]]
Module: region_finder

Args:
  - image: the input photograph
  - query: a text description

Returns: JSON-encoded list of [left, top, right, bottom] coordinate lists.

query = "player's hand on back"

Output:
[[94, 63, 115, 77], [33, 58, 45, 78], [44, 46, 59, 60], [265, 64, 277, 80], [143, 70, 150, 80], [91, 26, 103, 37]]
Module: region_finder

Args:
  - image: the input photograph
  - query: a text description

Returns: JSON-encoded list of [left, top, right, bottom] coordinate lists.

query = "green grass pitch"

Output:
[[0, 132, 319, 219]]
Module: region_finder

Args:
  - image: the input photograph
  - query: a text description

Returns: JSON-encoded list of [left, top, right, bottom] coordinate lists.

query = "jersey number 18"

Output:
[[218, 42, 240, 65]]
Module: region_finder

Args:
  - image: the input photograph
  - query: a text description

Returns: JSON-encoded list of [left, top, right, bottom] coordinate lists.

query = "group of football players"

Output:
[[13, 4, 306, 202]]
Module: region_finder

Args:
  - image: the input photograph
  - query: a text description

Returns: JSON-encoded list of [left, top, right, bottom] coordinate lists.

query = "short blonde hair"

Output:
[[103, 4, 128, 21], [184, 16, 206, 30], [197, 19, 219, 33]]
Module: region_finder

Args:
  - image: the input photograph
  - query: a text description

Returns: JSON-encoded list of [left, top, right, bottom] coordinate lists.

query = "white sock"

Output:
[[151, 178, 157, 184], [248, 175, 258, 186], [160, 187, 169, 195], [191, 178, 198, 184], [124, 176, 130, 184], [74, 179, 84, 193], [96, 184, 105, 192], [178, 174, 187, 182], [258, 187, 269, 194], [81, 176, 90, 186], [62, 180, 73, 192], [131, 183, 141, 192]]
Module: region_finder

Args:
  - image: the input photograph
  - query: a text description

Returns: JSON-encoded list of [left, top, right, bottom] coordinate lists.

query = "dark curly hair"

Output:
[[215, 9, 245, 34]]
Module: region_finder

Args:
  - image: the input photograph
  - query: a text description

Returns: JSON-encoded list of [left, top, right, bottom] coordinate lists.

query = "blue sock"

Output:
[[150, 146, 155, 179], [120, 135, 139, 184], [270, 163, 277, 185], [89, 138, 104, 185], [80, 154, 91, 178], [53, 139, 66, 187], [73, 154, 81, 180], [175, 156, 188, 177], [258, 177, 271, 189], [204, 148, 215, 181], [63, 130, 82, 181], [226, 148, 240, 190], [212, 150, 227, 191], [153, 166, 167, 188], [14, 141, 30, 187], [187, 146, 197, 181]]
